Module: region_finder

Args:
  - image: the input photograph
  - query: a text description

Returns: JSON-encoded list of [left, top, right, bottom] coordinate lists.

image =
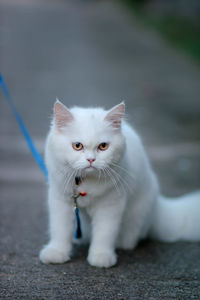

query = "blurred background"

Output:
[[0, 0, 200, 298], [1, 0, 200, 193], [0, 0, 200, 194]]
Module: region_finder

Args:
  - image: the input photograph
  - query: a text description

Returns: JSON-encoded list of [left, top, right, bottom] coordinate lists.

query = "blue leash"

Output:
[[74, 206, 82, 239], [0, 73, 48, 181], [0, 73, 81, 238]]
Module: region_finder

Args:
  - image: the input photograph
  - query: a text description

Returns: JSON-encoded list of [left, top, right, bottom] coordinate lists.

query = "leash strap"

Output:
[[74, 207, 82, 239], [73, 176, 82, 239], [0, 73, 48, 181], [0, 73, 82, 239]]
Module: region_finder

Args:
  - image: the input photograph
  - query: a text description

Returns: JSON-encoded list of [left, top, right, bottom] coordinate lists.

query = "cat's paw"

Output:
[[39, 245, 70, 264], [87, 250, 117, 268]]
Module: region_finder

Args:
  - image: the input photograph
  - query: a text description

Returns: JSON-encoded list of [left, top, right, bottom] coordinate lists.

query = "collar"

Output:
[[73, 176, 87, 207]]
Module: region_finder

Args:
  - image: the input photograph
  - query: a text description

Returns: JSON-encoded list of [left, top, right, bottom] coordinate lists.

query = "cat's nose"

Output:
[[87, 158, 96, 164]]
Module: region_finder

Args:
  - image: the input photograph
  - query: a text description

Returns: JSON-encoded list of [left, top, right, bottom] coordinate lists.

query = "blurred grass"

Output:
[[123, 0, 200, 63]]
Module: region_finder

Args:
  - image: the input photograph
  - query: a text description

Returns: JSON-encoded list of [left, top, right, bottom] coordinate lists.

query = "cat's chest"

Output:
[[75, 183, 97, 208], [72, 178, 109, 208]]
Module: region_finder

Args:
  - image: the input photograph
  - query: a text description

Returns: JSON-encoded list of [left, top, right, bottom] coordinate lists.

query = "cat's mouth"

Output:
[[86, 166, 95, 170], [84, 165, 96, 172]]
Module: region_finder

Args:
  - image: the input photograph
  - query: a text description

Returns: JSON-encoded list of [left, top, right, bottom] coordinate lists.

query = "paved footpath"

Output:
[[0, 0, 200, 299]]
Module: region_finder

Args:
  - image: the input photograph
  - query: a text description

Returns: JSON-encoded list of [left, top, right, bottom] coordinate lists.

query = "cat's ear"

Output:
[[105, 102, 125, 129], [54, 99, 74, 130]]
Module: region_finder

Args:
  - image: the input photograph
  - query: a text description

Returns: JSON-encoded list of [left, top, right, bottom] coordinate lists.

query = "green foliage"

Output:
[[123, 1, 200, 62]]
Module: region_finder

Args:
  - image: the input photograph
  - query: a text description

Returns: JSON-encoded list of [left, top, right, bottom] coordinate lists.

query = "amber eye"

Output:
[[72, 142, 83, 151], [98, 143, 109, 151]]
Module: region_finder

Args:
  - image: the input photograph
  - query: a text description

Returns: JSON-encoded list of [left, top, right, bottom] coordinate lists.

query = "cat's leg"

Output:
[[117, 193, 154, 250], [40, 185, 74, 264], [87, 194, 126, 268]]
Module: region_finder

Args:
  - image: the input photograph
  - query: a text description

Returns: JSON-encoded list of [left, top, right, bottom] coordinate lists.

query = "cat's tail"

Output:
[[149, 191, 200, 242]]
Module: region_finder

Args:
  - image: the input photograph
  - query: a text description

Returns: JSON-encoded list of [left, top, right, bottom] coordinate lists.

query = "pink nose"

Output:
[[87, 158, 95, 164]]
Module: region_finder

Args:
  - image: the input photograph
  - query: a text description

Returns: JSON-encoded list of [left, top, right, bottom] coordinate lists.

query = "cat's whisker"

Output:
[[104, 167, 121, 196], [98, 168, 102, 182], [55, 162, 76, 193], [54, 164, 69, 177], [112, 166, 133, 193], [110, 162, 135, 181], [63, 168, 77, 194], [63, 172, 72, 194], [109, 163, 136, 192], [109, 168, 125, 195], [100, 167, 108, 186], [62, 169, 72, 192], [107, 167, 126, 194], [107, 165, 132, 194], [98, 165, 121, 194]]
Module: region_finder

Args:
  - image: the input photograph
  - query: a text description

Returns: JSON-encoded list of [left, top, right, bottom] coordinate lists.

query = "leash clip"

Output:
[[73, 193, 80, 209]]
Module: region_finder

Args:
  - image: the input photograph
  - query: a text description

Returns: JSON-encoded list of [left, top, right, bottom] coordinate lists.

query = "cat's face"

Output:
[[50, 100, 125, 177]]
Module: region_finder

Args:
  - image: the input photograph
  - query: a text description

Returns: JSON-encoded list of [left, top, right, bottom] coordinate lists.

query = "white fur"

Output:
[[40, 102, 200, 268], [149, 191, 200, 242]]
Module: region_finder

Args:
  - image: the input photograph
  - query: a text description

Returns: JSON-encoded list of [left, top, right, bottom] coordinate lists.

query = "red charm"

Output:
[[79, 191, 87, 197]]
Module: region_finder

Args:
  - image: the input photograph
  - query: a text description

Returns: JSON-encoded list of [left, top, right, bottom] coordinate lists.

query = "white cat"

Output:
[[40, 100, 200, 268]]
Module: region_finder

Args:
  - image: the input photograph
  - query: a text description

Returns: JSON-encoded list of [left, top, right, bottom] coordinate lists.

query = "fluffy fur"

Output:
[[40, 100, 200, 268]]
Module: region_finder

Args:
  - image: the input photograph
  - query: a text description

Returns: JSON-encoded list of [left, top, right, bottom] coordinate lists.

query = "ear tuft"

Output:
[[54, 99, 74, 130], [104, 102, 125, 129]]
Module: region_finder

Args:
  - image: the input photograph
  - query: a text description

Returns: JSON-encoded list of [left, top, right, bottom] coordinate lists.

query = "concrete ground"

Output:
[[0, 0, 200, 299]]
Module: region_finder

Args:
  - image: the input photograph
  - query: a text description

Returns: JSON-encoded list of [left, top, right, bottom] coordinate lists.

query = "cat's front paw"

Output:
[[39, 245, 70, 264], [87, 250, 117, 268]]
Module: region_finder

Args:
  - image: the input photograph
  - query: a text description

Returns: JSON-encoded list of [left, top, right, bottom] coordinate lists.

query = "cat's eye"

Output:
[[98, 143, 109, 151], [72, 142, 84, 151]]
